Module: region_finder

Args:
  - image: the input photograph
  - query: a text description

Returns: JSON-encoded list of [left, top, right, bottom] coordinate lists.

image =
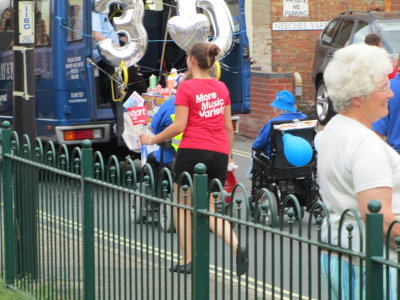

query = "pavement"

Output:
[[231, 134, 254, 192]]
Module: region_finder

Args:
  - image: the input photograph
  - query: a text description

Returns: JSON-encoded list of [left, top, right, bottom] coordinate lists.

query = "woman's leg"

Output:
[[321, 254, 364, 300], [208, 190, 248, 276], [173, 183, 192, 265], [208, 193, 239, 256]]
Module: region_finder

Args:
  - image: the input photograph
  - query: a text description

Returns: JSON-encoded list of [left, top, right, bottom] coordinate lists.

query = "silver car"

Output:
[[312, 10, 400, 125]]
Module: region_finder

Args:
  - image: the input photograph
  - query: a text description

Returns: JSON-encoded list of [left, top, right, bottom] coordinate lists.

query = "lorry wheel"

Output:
[[315, 80, 336, 125]]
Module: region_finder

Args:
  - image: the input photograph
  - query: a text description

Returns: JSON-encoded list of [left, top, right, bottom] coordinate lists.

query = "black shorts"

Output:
[[173, 148, 229, 189]]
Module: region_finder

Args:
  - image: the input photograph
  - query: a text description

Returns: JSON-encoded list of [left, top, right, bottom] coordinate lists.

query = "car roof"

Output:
[[338, 10, 400, 22]]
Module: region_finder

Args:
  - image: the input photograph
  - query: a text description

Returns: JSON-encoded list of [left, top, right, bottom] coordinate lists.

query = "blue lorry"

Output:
[[0, 0, 250, 157]]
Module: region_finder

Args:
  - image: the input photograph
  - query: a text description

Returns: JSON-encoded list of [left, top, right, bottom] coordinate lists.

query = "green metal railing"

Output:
[[0, 121, 399, 299]]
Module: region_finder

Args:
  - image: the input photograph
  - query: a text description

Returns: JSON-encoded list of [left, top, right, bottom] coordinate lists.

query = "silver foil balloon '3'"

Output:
[[93, 0, 147, 67], [167, 0, 234, 59]]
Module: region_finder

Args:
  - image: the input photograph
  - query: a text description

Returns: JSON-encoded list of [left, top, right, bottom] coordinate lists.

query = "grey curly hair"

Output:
[[324, 43, 392, 113]]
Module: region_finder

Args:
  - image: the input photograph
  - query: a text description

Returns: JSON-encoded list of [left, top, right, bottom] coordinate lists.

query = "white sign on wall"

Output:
[[272, 21, 329, 31], [283, 0, 309, 17], [18, 1, 35, 44]]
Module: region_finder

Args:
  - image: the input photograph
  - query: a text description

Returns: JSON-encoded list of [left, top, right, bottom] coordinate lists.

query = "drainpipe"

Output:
[[293, 72, 303, 100], [385, 0, 391, 12]]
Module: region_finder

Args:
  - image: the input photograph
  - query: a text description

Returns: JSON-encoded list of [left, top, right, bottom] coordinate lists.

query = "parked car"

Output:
[[312, 10, 400, 125]]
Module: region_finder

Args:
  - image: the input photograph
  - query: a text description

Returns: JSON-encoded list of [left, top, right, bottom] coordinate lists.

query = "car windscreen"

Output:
[[376, 20, 400, 55]]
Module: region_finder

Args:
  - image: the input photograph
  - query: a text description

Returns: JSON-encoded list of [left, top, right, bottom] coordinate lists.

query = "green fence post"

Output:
[[192, 163, 209, 300], [15, 134, 38, 280], [365, 199, 383, 300], [1, 121, 15, 285], [81, 140, 95, 300]]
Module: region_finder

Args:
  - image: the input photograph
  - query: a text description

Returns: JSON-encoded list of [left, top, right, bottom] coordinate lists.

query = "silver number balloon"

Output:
[[93, 0, 147, 67], [167, 0, 233, 58], [167, 1, 210, 51]]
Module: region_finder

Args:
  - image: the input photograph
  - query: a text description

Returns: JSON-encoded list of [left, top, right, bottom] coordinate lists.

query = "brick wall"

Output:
[[270, 0, 387, 110], [392, 2, 400, 11], [237, 72, 293, 139], [241, 0, 396, 138]]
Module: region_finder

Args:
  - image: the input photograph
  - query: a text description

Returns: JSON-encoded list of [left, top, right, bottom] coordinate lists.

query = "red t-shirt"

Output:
[[389, 61, 398, 80], [174, 78, 231, 155]]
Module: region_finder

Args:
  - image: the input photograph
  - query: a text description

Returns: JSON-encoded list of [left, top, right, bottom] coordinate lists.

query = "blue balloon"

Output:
[[282, 133, 313, 167]]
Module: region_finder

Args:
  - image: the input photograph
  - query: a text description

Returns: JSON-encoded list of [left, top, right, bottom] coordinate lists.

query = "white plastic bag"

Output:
[[121, 112, 146, 153], [140, 143, 159, 166], [140, 126, 159, 166]]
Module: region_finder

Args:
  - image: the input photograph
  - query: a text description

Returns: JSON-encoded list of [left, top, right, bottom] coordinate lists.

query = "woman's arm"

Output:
[[224, 105, 234, 160], [357, 187, 400, 249], [140, 105, 188, 145], [252, 121, 271, 151]]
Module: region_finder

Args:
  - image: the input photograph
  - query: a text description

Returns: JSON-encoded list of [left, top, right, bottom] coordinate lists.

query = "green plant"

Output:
[[0, 280, 35, 300]]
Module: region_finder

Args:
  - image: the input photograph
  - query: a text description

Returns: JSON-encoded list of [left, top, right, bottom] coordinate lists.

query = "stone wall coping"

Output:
[[250, 71, 292, 79]]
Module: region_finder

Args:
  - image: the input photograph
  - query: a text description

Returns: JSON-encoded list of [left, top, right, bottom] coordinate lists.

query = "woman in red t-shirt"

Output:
[[140, 42, 248, 276]]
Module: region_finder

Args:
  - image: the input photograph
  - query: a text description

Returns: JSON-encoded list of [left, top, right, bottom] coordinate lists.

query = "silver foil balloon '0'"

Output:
[[167, 0, 234, 58], [93, 0, 147, 67]]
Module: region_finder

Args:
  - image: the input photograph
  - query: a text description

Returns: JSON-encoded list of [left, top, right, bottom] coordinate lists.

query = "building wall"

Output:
[[394, 2, 400, 11], [239, 72, 293, 139], [250, 0, 272, 73], [245, 0, 253, 58], [239, 0, 397, 138], [270, 0, 386, 112]]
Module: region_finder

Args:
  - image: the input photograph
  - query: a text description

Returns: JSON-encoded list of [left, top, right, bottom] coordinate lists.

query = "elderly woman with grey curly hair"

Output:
[[315, 43, 400, 299]]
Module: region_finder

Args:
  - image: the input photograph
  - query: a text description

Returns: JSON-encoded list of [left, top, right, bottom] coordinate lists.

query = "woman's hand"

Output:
[[139, 134, 153, 145], [139, 105, 188, 147], [227, 161, 238, 172], [357, 187, 400, 249]]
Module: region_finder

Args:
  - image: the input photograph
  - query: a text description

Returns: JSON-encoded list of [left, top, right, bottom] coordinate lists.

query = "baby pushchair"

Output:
[[132, 140, 239, 231], [250, 118, 321, 226], [131, 140, 176, 232]]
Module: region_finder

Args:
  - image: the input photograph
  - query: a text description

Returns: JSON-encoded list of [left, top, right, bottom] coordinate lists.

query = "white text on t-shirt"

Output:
[[196, 92, 225, 118]]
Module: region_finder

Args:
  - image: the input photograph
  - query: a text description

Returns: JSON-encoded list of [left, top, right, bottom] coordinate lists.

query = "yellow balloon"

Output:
[[214, 61, 221, 80], [110, 61, 128, 102]]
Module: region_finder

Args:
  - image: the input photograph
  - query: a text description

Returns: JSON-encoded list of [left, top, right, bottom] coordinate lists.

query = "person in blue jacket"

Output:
[[372, 73, 400, 153], [92, 11, 147, 111], [147, 97, 177, 167], [146, 73, 189, 168], [252, 90, 307, 156]]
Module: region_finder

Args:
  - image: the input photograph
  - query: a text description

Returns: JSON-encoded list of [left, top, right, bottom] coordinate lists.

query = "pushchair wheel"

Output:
[[223, 200, 239, 229], [223, 201, 238, 219], [159, 202, 175, 233], [252, 189, 278, 227], [313, 206, 325, 220], [294, 206, 305, 221], [131, 195, 145, 223], [311, 194, 326, 221]]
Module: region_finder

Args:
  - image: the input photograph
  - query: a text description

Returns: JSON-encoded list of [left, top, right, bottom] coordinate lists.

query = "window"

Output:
[[352, 21, 370, 45], [0, 2, 12, 32], [321, 19, 340, 46], [376, 20, 400, 54], [36, 0, 51, 46], [331, 20, 354, 48], [67, 0, 83, 42], [225, 0, 240, 32]]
